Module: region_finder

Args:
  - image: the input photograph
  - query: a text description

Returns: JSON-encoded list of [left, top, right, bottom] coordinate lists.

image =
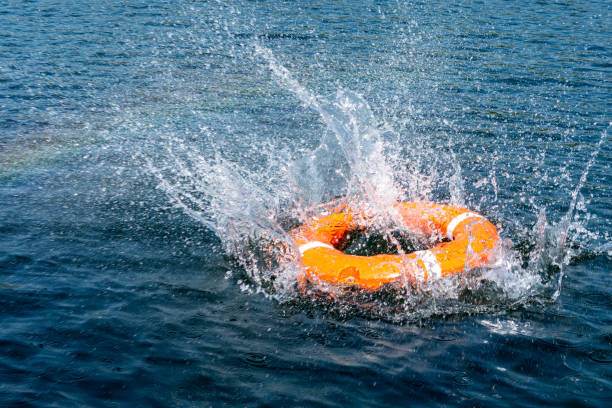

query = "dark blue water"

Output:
[[1, 1, 611, 406]]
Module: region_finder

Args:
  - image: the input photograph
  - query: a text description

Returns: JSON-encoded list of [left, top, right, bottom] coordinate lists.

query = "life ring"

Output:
[[289, 201, 499, 291]]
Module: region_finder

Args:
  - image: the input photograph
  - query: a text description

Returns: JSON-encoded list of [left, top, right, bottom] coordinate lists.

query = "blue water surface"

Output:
[[1, 1, 611, 407]]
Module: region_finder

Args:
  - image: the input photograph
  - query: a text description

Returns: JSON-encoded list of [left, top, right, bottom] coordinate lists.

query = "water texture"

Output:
[[1, 1, 611, 406]]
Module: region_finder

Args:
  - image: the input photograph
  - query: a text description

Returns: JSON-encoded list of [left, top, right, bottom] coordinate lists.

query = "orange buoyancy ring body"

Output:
[[289, 202, 499, 291]]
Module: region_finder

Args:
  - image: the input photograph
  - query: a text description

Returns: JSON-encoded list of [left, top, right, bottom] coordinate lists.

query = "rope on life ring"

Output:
[[289, 201, 499, 291]]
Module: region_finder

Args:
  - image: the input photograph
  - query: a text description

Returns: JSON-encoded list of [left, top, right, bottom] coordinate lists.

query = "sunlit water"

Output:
[[1, 1, 610, 406]]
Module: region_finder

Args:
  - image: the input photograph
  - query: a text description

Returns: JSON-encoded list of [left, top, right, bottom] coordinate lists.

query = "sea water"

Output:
[[1, 1, 610, 406]]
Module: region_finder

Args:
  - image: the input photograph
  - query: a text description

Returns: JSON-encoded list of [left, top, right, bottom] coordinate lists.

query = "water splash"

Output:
[[528, 125, 609, 302], [144, 45, 604, 321], [254, 43, 403, 214]]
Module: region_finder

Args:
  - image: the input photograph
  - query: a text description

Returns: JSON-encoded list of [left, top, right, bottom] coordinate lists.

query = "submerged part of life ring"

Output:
[[289, 201, 499, 291]]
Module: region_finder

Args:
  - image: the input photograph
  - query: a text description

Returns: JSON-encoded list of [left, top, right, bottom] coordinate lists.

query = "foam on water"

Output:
[[143, 42, 606, 321]]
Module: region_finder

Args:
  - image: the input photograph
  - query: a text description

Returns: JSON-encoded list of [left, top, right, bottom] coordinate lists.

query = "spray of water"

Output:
[[143, 43, 605, 321]]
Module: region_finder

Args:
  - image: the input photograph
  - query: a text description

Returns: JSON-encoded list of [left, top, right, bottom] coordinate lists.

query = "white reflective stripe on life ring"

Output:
[[446, 212, 482, 240], [298, 241, 335, 254]]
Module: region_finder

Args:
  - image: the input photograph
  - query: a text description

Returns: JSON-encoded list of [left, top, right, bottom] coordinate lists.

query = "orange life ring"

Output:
[[289, 201, 499, 291]]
